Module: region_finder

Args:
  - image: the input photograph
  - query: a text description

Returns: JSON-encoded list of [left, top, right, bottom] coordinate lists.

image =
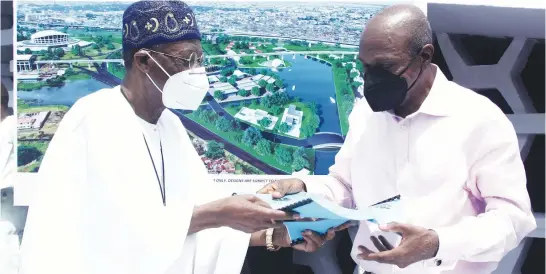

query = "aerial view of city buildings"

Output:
[[15, 1, 385, 176]]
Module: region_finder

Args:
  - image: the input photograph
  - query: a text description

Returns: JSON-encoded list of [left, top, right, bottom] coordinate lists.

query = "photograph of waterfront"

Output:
[[15, 1, 387, 176]]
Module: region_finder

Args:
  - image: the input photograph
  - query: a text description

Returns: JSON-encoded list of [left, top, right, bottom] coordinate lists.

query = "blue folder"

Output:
[[253, 192, 402, 245]]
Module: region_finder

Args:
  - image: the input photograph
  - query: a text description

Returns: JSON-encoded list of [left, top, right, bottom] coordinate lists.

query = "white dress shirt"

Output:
[[303, 65, 536, 274]]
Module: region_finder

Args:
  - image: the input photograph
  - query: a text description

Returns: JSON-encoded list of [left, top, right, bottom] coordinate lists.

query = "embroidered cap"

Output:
[[122, 0, 201, 51]]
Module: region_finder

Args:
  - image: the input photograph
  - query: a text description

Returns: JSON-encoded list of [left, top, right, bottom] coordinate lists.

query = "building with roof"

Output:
[[16, 54, 35, 72], [17, 30, 93, 52], [234, 107, 278, 130], [17, 111, 50, 130], [280, 105, 303, 138], [210, 82, 238, 95], [236, 78, 259, 91]]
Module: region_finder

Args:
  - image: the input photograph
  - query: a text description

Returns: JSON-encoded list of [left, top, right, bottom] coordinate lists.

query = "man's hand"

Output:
[[357, 222, 439, 269], [273, 222, 355, 252], [213, 194, 298, 233], [257, 178, 306, 198]]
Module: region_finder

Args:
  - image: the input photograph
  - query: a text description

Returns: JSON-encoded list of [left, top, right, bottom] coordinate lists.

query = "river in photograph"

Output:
[[277, 55, 341, 134], [18, 79, 109, 106]]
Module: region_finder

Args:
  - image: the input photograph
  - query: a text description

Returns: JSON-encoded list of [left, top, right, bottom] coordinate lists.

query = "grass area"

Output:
[[17, 81, 47, 91], [186, 112, 314, 174], [108, 63, 126, 79], [17, 101, 69, 112], [202, 43, 225, 55], [65, 73, 91, 81], [332, 66, 355, 136]]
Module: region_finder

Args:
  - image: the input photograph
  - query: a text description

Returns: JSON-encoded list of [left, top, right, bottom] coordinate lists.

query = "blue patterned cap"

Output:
[[122, 0, 201, 50]]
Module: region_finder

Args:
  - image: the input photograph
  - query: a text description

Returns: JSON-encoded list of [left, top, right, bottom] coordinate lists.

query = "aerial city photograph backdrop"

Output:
[[15, 1, 387, 177]]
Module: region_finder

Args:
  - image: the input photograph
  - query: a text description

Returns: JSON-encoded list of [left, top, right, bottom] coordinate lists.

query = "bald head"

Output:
[[360, 4, 433, 69]]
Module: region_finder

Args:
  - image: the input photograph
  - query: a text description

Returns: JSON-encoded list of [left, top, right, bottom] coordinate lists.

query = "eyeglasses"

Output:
[[143, 48, 205, 70]]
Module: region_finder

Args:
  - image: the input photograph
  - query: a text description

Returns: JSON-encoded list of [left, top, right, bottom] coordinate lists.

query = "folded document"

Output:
[[253, 192, 403, 245]]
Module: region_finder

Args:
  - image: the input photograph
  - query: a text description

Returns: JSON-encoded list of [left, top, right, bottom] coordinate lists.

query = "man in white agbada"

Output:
[[19, 1, 348, 274]]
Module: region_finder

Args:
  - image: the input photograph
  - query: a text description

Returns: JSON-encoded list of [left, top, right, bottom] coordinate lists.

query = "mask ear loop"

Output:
[[399, 51, 424, 91], [143, 50, 172, 77], [141, 50, 171, 94]]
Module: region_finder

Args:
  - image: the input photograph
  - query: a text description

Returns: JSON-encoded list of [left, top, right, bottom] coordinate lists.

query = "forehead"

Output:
[[358, 26, 407, 66]]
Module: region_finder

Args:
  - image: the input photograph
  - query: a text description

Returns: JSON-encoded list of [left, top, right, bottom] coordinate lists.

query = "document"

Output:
[[253, 192, 403, 245]]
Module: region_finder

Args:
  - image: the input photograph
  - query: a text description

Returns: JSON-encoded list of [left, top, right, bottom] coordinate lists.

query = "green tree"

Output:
[[278, 122, 291, 133], [307, 102, 318, 114], [214, 90, 225, 101], [220, 68, 234, 76], [258, 117, 272, 128], [249, 68, 257, 75], [292, 156, 309, 171], [258, 79, 267, 88], [251, 86, 261, 96], [237, 89, 250, 97], [350, 71, 359, 78], [293, 147, 307, 159], [260, 95, 272, 108], [255, 139, 272, 156], [17, 145, 43, 166], [219, 76, 227, 83], [275, 146, 293, 166], [242, 127, 262, 146], [271, 105, 283, 115], [205, 141, 224, 159], [54, 48, 65, 58], [215, 116, 233, 132], [274, 79, 283, 88], [24, 48, 32, 54], [266, 83, 276, 93], [107, 43, 115, 50], [228, 77, 237, 86], [352, 81, 362, 89]]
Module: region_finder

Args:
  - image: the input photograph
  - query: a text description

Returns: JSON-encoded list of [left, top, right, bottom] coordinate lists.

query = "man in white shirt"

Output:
[[258, 4, 536, 274], [19, 2, 345, 274]]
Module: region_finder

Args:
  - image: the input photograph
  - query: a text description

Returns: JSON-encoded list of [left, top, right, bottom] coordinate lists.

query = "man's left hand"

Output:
[[357, 222, 439, 269]]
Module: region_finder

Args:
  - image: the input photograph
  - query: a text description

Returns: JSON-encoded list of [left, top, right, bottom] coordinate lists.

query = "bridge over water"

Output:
[[31, 50, 358, 68]]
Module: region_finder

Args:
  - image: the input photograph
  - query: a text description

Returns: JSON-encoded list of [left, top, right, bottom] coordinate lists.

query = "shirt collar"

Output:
[[415, 64, 453, 117]]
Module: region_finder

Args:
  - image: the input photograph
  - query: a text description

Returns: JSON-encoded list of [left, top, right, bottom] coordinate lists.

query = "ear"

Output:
[[420, 44, 435, 64], [133, 50, 151, 73]]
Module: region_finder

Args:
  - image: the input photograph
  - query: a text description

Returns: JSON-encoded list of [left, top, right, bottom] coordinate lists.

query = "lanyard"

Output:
[[142, 134, 166, 206]]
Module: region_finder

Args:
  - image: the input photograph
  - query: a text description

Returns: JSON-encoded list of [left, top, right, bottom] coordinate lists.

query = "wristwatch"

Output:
[[265, 228, 281, 252]]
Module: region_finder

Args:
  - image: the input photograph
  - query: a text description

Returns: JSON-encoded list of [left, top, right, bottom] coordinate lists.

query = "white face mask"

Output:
[[144, 51, 210, 111]]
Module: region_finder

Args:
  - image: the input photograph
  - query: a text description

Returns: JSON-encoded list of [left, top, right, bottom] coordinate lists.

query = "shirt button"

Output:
[[434, 259, 442, 266]]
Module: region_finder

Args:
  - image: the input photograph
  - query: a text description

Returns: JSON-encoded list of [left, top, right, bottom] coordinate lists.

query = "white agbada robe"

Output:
[[19, 86, 251, 274]]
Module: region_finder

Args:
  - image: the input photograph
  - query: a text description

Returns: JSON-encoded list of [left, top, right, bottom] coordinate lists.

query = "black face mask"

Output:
[[363, 56, 423, 112]]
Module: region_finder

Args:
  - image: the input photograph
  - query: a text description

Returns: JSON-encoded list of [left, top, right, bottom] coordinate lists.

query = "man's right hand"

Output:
[[214, 194, 298, 233], [257, 178, 307, 198]]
